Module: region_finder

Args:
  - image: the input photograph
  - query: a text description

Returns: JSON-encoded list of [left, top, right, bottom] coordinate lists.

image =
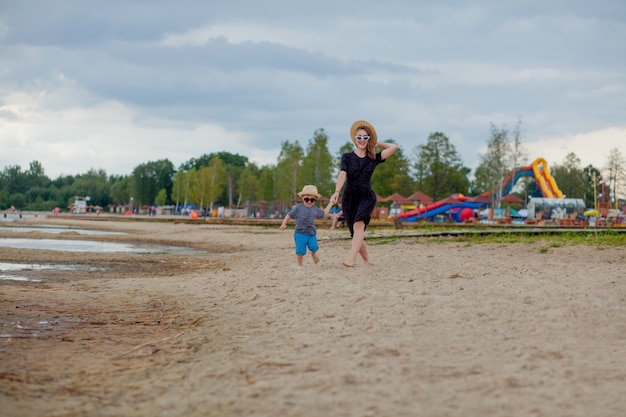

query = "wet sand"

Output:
[[1, 216, 625, 417]]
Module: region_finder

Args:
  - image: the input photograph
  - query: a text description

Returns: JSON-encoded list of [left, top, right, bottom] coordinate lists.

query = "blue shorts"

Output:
[[294, 232, 319, 255]]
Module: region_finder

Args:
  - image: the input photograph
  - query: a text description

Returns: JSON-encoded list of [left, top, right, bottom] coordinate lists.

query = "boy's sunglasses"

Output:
[[355, 135, 370, 141], [303, 197, 316, 203]]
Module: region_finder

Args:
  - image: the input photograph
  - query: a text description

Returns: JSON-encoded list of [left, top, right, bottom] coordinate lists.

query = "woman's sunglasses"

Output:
[[355, 135, 370, 141], [303, 197, 316, 203]]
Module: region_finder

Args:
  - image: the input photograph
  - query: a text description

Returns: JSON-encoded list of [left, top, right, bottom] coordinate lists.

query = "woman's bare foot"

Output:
[[342, 261, 355, 267], [312, 253, 320, 264]]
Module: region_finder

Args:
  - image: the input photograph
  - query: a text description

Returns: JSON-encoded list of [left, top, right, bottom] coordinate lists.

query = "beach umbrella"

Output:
[[498, 194, 524, 218], [469, 191, 492, 204], [407, 191, 433, 206], [384, 192, 413, 217], [498, 194, 524, 204], [438, 195, 463, 205], [383, 192, 413, 205], [469, 191, 494, 220]]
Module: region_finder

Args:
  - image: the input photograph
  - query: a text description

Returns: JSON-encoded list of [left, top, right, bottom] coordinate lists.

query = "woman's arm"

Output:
[[377, 141, 399, 160], [330, 170, 347, 205]]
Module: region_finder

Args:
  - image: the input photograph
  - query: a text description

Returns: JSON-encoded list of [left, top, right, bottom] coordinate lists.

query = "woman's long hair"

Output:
[[363, 127, 376, 160]]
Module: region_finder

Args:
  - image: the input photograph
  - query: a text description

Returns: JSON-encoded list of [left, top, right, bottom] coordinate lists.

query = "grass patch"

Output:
[[444, 230, 626, 246], [371, 237, 399, 245]]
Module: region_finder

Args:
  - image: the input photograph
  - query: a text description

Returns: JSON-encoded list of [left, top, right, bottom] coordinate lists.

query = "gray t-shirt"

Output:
[[287, 204, 326, 235]]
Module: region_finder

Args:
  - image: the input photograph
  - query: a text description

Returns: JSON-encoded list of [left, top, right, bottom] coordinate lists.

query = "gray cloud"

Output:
[[0, 1, 624, 177]]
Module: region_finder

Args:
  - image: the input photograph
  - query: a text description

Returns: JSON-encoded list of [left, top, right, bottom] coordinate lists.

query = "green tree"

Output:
[[472, 123, 517, 203], [225, 164, 244, 208], [300, 129, 334, 196], [181, 152, 248, 172], [130, 159, 174, 207], [184, 167, 199, 208], [9, 192, 26, 209], [154, 189, 167, 206], [509, 120, 528, 172], [26, 161, 50, 190], [412, 133, 470, 201], [73, 169, 110, 207], [197, 157, 227, 214], [257, 165, 277, 203], [180, 152, 248, 207], [109, 175, 130, 207], [172, 170, 186, 211], [551, 153, 587, 200], [372, 140, 413, 197], [603, 147, 625, 207], [1, 162, 52, 209], [25, 186, 57, 211], [2, 165, 27, 196], [583, 165, 604, 208], [238, 163, 260, 207], [332, 142, 354, 185], [275, 141, 304, 204]]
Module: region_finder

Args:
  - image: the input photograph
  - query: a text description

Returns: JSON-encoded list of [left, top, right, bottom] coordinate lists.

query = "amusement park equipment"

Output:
[[501, 157, 563, 198]]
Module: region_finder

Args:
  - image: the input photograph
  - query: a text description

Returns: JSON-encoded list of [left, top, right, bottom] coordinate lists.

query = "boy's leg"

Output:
[[294, 233, 307, 266], [308, 235, 320, 263]]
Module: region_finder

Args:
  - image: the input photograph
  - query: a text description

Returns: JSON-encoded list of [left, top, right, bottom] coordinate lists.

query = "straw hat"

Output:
[[298, 184, 321, 199], [350, 120, 377, 146]]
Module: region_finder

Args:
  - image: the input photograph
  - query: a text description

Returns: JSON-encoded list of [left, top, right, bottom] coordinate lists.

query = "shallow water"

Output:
[[0, 317, 58, 338], [0, 262, 104, 282], [0, 274, 43, 282], [0, 238, 205, 254], [0, 213, 40, 222], [1, 226, 126, 235], [0, 262, 102, 272]]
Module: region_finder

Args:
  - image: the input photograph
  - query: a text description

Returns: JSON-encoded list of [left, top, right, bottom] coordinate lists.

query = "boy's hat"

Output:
[[350, 120, 378, 146], [298, 185, 321, 199]]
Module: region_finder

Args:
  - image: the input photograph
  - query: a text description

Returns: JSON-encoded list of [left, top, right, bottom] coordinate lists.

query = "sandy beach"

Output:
[[1, 216, 625, 417]]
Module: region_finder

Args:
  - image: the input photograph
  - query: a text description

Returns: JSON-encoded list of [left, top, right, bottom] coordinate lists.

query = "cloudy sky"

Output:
[[1, 1, 625, 179]]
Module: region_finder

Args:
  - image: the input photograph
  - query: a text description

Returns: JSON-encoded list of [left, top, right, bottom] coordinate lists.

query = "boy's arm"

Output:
[[279, 214, 291, 230]]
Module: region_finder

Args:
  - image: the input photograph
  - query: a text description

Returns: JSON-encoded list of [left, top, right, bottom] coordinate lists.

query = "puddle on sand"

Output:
[[0, 274, 43, 282], [0, 238, 205, 254], [0, 262, 104, 282], [1, 319, 59, 338]]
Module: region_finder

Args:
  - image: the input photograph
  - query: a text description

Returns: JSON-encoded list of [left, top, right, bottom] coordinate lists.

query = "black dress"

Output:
[[340, 151, 385, 237]]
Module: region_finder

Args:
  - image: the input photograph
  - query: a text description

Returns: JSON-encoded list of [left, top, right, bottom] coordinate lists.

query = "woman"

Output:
[[330, 120, 398, 267]]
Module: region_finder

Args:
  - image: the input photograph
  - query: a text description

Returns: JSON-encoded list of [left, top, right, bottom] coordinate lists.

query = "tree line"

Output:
[[1, 124, 624, 213]]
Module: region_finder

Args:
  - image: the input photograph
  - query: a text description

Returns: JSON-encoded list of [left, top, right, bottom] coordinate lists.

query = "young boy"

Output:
[[280, 185, 333, 267]]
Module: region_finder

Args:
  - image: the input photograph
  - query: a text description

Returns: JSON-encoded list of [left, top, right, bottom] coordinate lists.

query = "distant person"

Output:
[[330, 203, 344, 229], [280, 185, 333, 267], [330, 120, 398, 267]]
